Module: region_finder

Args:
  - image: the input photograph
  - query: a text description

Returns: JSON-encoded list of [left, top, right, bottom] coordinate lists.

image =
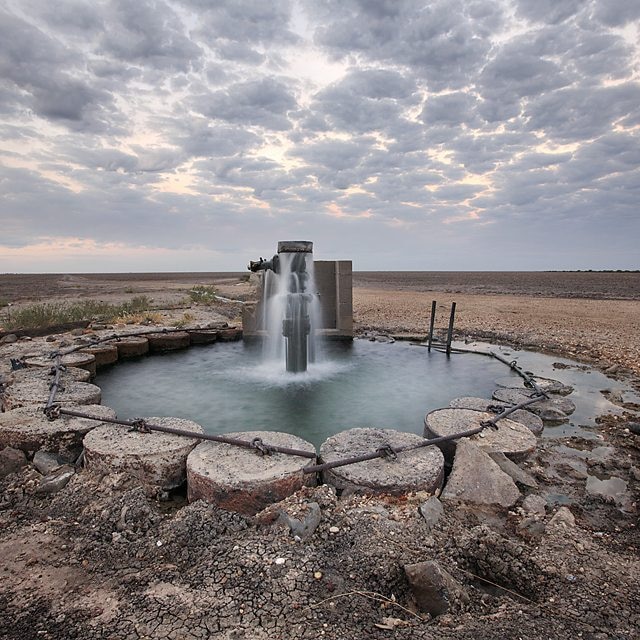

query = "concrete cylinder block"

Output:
[[84, 416, 203, 491], [187, 431, 317, 515], [9, 365, 91, 384], [2, 379, 102, 411], [0, 404, 116, 459], [25, 352, 97, 378], [217, 328, 242, 342], [492, 388, 576, 422], [424, 408, 536, 463], [319, 428, 444, 496], [79, 344, 119, 367], [114, 336, 149, 358], [187, 329, 219, 345], [448, 397, 544, 436], [146, 331, 191, 352]]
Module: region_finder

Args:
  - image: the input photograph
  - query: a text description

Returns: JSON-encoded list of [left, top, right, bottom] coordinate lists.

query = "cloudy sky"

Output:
[[1, 0, 639, 272]]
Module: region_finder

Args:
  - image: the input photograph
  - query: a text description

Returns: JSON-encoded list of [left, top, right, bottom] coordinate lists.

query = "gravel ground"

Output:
[[354, 288, 640, 377]]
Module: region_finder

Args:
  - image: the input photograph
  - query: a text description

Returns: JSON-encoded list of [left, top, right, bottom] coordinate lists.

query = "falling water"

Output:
[[261, 251, 323, 373]]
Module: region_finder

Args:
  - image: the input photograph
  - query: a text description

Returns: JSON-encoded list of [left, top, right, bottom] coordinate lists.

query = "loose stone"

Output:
[[441, 438, 521, 507], [404, 560, 468, 616]]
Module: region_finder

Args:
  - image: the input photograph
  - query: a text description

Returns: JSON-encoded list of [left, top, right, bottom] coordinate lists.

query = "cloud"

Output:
[[1, 0, 639, 271], [193, 77, 298, 131]]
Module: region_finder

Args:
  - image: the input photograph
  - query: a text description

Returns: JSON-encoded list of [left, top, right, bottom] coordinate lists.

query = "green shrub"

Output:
[[188, 285, 217, 305], [4, 296, 152, 330]]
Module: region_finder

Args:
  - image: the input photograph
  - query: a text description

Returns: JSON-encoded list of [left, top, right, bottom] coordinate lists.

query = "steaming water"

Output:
[[261, 251, 323, 373], [96, 340, 637, 448]]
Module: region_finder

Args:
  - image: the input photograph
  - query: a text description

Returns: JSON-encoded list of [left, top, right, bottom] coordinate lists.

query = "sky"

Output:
[[1, 0, 639, 273]]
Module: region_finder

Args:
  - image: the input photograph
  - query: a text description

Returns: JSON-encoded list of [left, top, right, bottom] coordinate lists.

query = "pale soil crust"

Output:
[[0, 272, 639, 640]]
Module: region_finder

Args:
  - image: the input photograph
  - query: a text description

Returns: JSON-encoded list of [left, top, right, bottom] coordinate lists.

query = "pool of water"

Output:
[[96, 339, 635, 447]]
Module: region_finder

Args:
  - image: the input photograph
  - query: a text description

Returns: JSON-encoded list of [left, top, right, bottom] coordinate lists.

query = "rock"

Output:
[[487, 451, 538, 488], [278, 502, 322, 540], [418, 496, 444, 530], [0, 447, 27, 477], [522, 495, 547, 515], [404, 560, 468, 616], [33, 450, 63, 475], [0, 334, 18, 344], [627, 422, 640, 435], [320, 428, 444, 495], [36, 465, 75, 494], [546, 506, 575, 530], [441, 439, 521, 508]]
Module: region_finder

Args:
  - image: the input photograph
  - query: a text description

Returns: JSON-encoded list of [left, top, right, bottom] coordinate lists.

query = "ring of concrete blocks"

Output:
[[1, 329, 575, 516]]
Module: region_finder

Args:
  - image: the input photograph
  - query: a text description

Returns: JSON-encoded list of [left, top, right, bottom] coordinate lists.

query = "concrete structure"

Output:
[[242, 259, 353, 339], [2, 379, 101, 411], [319, 428, 444, 495], [186, 431, 317, 515], [0, 404, 116, 459], [424, 408, 537, 463], [448, 396, 544, 436], [84, 416, 203, 492]]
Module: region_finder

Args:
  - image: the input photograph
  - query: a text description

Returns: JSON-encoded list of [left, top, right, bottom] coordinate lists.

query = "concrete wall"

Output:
[[242, 260, 353, 339]]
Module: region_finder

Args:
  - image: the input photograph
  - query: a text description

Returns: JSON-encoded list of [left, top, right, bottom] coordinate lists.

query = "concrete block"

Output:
[[80, 344, 118, 367], [84, 417, 203, 492], [0, 404, 116, 457], [187, 431, 317, 515], [115, 336, 149, 358], [146, 331, 191, 352], [320, 428, 444, 495], [424, 408, 537, 463], [2, 379, 101, 411]]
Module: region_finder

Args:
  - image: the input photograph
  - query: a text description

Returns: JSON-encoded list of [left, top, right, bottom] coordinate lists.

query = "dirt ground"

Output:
[[0, 271, 639, 640]]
